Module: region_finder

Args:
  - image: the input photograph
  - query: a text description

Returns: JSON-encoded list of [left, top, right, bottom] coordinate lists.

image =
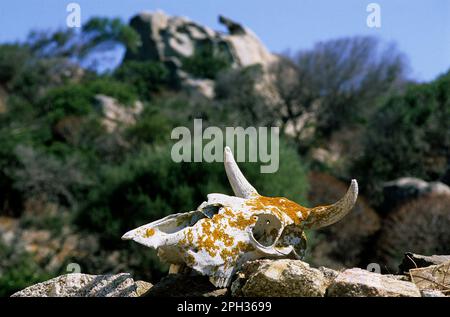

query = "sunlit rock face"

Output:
[[122, 147, 358, 287], [125, 10, 278, 69], [124, 11, 281, 99]]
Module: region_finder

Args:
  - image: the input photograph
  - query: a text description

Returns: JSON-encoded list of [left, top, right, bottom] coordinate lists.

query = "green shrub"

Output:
[[0, 242, 52, 297], [76, 139, 309, 243], [182, 46, 231, 79], [352, 71, 450, 203], [37, 77, 137, 123], [84, 78, 138, 105], [125, 107, 173, 145], [114, 61, 170, 99], [10, 58, 82, 101], [0, 44, 30, 86]]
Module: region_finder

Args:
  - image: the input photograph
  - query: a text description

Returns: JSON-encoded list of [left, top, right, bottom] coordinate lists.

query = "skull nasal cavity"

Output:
[[251, 214, 282, 247]]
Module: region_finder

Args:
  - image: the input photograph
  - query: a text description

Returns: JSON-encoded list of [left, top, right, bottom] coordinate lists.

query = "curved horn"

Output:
[[224, 146, 258, 198], [305, 179, 358, 229]]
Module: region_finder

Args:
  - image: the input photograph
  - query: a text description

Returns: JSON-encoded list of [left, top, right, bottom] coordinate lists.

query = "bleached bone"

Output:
[[122, 147, 358, 287]]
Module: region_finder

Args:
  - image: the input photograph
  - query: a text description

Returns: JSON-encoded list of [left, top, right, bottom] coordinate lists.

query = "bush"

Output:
[[76, 139, 309, 244], [375, 194, 450, 272], [10, 58, 83, 101], [0, 44, 30, 86], [214, 65, 274, 126], [37, 78, 137, 123], [0, 241, 52, 297], [352, 71, 450, 204], [114, 61, 170, 100], [182, 46, 231, 79], [6, 145, 89, 208]]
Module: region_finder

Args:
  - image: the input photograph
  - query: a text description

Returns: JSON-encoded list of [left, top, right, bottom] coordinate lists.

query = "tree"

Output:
[[270, 36, 408, 143], [27, 17, 140, 71]]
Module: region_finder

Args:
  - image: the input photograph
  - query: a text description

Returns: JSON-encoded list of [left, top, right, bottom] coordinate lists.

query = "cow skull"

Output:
[[122, 147, 358, 287]]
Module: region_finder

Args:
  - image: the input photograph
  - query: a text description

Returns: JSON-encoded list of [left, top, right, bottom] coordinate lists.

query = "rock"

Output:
[[382, 177, 450, 213], [409, 261, 450, 293], [11, 273, 139, 297], [182, 78, 215, 99], [235, 259, 330, 297], [219, 16, 278, 68], [420, 290, 446, 297], [125, 11, 281, 99], [327, 268, 421, 297], [127, 11, 277, 69], [318, 266, 341, 284], [399, 252, 450, 273], [383, 274, 411, 282], [134, 280, 153, 296], [94, 94, 143, 132], [144, 273, 228, 297]]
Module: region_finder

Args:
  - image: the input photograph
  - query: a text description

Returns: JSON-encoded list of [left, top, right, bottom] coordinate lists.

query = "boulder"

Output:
[[382, 177, 450, 213], [11, 273, 142, 297], [182, 78, 215, 99], [327, 268, 421, 297], [233, 259, 330, 297], [94, 94, 143, 132], [134, 280, 153, 296], [420, 290, 446, 297], [126, 11, 277, 70], [125, 11, 281, 99]]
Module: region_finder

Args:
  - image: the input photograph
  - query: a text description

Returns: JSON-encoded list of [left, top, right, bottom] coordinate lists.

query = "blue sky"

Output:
[[0, 0, 449, 82]]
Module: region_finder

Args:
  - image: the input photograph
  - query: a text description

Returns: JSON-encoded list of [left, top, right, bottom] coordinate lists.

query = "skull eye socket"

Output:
[[251, 214, 282, 247], [155, 211, 206, 234]]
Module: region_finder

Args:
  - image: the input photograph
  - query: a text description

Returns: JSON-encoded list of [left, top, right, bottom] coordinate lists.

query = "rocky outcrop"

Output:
[[232, 259, 332, 297], [327, 268, 421, 297], [94, 94, 143, 133], [125, 10, 280, 99], [11, 273, 141, 297], [13, 257, 449, 297], [126, 10, 277, 69]]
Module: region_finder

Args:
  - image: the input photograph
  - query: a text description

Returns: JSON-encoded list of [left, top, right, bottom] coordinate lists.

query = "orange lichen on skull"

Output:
[[220, 240, 253, 269], [181, 212, 238, 258], [225, 208, 257, 230], [144, 228, 155, 238], [246, 195, 309, 225]]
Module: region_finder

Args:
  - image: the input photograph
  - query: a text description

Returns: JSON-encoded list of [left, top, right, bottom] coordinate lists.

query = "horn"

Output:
[[224, 146, 259, 198], [305, 179, 358, 229]]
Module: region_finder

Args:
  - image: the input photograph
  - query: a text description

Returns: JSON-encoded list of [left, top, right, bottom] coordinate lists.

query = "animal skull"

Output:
[[122, 146, 358, 287]]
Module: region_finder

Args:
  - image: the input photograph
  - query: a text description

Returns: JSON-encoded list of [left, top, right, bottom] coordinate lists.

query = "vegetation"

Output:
[[376, 194, 450, 271], [0, 15, 448, 296], [182, 45, 232, 79], [353, 70, 450, 203]]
